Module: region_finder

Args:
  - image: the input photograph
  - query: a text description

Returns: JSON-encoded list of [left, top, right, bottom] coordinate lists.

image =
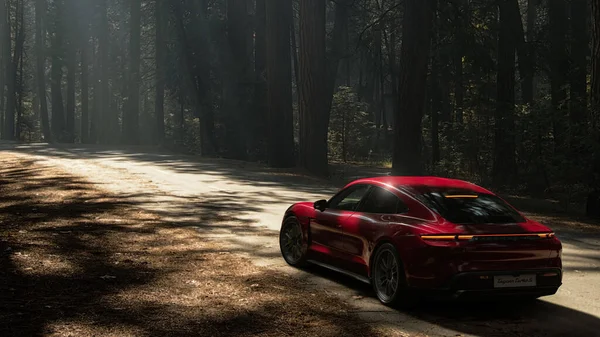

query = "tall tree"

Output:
[[80, 11, 90, 143], [391, 0, 434, 175], [589, 0, 600, 217], [2, 0, 17, 140], [65, 0, 77, 142], [224, 0, 250, 159], [265, 0, 295, 168], [298, 0, 328, 176], [97, 0, 110, 143], [453, 0, 464, 125], [50, 0, 66, 140], [548, 0, 569, 152], [430, 0, 441, 165], [0, 0, 6, 139], [154, 0, 165, 145], [492, 0, 518, 186], [569, 0, 588, 153], [124, 0, 141, 144], [525, 0, 537, 103], [35, 0, 52, 142], [253, 0, 268, 154]]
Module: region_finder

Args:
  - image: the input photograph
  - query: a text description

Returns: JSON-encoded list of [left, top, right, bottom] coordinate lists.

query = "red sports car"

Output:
[[279, 176, 562, 307]]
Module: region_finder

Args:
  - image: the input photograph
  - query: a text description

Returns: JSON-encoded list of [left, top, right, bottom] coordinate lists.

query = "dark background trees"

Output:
[[1, 0, 599, 214]]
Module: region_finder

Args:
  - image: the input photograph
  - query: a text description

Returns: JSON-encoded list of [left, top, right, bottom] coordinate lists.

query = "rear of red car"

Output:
[[398, 185, 563, 300]]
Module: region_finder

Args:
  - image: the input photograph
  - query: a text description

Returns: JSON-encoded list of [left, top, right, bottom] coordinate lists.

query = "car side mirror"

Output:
[[314, 199, 328, 212]]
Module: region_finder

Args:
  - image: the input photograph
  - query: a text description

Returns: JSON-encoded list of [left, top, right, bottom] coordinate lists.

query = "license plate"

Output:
[[493, 274, 536, 288]]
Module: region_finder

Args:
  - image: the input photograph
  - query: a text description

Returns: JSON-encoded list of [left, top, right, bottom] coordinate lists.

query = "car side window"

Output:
[[328, 184, 371, 211], [359, 186, 407, 214]]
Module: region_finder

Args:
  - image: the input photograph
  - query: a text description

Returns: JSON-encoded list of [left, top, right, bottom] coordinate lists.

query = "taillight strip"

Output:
[[421, 232, 555, 241]]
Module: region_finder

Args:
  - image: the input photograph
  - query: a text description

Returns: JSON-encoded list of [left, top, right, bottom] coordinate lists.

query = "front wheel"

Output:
[[279, 216, 308, 267], [371, 243, 416, 309]]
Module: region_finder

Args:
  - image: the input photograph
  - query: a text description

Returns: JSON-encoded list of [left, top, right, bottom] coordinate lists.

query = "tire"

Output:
[[371, 243, 417, 309], [279, 216, 308, 267]]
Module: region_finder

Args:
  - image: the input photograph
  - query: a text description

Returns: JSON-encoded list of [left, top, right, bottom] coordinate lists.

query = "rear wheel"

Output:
[[371, 243, 416, 309], [279, 216, 308, 267]]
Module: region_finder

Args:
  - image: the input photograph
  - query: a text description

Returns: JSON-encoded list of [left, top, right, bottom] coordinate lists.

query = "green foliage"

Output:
[[328, 87, 374, 162]]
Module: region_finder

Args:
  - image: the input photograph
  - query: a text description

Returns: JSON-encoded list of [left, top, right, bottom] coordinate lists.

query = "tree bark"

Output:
[[51, 1, 65, 141], [65, 0, 77, 143], [569, 0, 588, 153], [266, 0, 295, 168], [431, 0, 441, 165], [0, 0, 6, 139], [80, 16, 90, 143], [155, 0, 165, 145], [589, 0, 600, 216], [391, 0, 434, 176], [97, 0, 110, 143], [2, 0, 16, 140], [253, 0, 267, 155], [14, 0, 24, 140], [224, 0, 250, 159], [507, 0, 533, 105], [548, 0, 569, 153], [35, 0, 52, 142], [492, 0, 518, 186], [453, 0, 464, 125], [123, 0, 141, 144], [325, 0, 351, 116], [298, 0, 329, 176]]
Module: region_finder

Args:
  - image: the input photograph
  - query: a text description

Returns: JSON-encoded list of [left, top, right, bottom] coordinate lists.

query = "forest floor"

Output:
[[0, 153, 397, 337], [2, 143, 600, 337]]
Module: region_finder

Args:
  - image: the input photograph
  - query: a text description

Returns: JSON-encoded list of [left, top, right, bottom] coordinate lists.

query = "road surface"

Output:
[[2, 143, 600, 337]]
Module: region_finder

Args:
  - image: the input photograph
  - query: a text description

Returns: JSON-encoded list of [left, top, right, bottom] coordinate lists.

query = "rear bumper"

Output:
[[419, 268, 562, 301]]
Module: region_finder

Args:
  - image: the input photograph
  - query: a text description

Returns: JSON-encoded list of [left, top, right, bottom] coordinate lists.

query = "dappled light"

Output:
[[1, 0, 600, 335]]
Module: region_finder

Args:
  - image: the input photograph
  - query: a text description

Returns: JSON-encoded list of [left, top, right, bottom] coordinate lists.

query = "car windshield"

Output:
[[402, 186, 526, 225]]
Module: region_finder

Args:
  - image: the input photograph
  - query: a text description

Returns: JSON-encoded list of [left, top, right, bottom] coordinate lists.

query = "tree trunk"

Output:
[[65, 1, 77, 143], [391, 0, 434, 176], [548, 0, 569, 153], [298, 0, 329, 176], [0, 0, 6, 139], [431, 0, 441, 165], [253, 0, 267, 156], [3, 0, 16, 140], [492, 0, 518, 186], [453, 0, 464, 125], [224, 0, 250, 159], [89, 35, 99, 144], [51, 1, 65, 141], [290, 4, 299, 90], [569, 0, 588, 154], [80, 19, 90, 143], [325, 0, 351, 116], [507, 0, 533, 105], [266, 0, 295, 168], [124, 0, 141, 144], [14, 0, 24, 140], [35, 0, 52, 142], [155, 0, 165, 145], [589, 0, 600, 215], [97, 0, 110, 143]]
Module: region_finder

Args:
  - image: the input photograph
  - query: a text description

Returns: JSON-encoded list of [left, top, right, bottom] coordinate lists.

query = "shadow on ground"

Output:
[[302, 264, 600, 336], [0, 156, 378, 337], [3, 143, 600, 337]]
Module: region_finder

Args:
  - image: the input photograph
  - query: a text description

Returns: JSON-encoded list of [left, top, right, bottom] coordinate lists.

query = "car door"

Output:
[[310, 184, 371, 258], [342, 186, 408, 275]]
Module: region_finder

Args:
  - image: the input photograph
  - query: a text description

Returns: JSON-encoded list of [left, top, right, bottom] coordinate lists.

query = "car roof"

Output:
[[347, 176, 493, 194]]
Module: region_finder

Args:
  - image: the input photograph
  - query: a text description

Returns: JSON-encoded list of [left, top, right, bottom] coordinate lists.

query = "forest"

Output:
[[0, 0, 599, 215]]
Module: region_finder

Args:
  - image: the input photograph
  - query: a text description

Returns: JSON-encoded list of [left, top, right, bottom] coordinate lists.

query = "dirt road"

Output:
[[2, 143, 600, 337]]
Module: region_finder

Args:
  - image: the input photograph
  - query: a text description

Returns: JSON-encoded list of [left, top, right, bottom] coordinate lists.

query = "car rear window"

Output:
[[401, 186, 526, 224]]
